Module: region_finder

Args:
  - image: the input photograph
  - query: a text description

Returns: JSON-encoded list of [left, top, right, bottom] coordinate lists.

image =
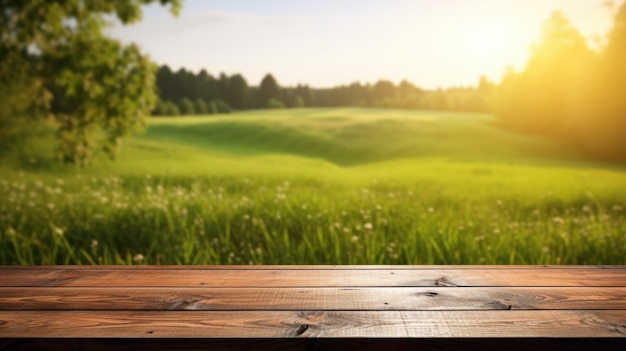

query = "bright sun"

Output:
[[464, 25, 504, 57]]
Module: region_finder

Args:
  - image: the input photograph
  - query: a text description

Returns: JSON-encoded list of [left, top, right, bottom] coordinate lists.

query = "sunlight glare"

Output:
[[464, 24, 504, 57]]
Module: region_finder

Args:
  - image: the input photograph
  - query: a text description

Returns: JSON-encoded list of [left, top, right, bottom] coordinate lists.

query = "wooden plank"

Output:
[[2, 287, 625, 311], [2, 268, 625, 287], [1, 310, 624, 338]]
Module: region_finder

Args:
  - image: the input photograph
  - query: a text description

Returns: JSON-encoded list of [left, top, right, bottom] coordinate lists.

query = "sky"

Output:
[[109, 0, 617, 89]]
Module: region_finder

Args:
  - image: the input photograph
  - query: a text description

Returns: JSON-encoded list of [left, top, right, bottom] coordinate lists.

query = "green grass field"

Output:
[[1, 108, 625, 265]]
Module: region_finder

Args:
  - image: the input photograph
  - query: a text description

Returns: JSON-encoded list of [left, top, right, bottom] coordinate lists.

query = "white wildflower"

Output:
[[52, 226, 64, 236]]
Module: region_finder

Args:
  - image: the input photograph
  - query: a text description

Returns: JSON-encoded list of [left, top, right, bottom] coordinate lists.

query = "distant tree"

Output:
[[571, 2, 626, 161], [267, 98, 285, 109], [173, 68, 194, 101], [207, 101, 218, 114], [193, 99, 208, 115], [293, 84, 312, 106], [398, 80, 421, 97], [227, 74, 249, 109], [461, 76, 495, 112], [393, 80, 422, 109], [348, 82, 370, 106], [197, 69, 219, 103], [293, 95, 305, 108], [371, 80, 396, 102], [216, 73, 230, 103], [163, 101, 180, 116], [156, 65, 176, 102], [494, 67, 521, 120], [152, 100, 166, 116], [280, 88, 294, 107], [211, 99, 233, 114], [0, 0, 181, 165], [178, 98, 195, 115], [495, 11, 593, 134], [420, 90, 449, 110], [477, 75, 495, 95], [258, 74, 281, 108]]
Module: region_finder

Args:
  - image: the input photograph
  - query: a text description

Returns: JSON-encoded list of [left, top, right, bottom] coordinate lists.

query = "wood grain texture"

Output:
[[1, 310, 625, 338], [0, 266, 624, 342], [1, 287, 625, 311], [2, 267, 625, 287]]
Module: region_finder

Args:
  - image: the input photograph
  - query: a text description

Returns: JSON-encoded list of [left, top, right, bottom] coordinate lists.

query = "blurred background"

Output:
[[0, 0, 624, 265]]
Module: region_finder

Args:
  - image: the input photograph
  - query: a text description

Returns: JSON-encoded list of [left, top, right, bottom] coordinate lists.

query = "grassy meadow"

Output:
[[1, 108, 625, 265]]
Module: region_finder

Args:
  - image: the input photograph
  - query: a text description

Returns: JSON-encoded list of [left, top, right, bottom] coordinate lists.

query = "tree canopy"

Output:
[[258, 74, 281, 108], [0, 0, 181, 165], [495, 11, 593, 134], [494, 3, 626, 162]]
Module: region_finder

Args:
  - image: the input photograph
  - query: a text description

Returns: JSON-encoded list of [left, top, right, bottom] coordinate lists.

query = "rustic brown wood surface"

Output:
[[0, 266, 625, 345], [2, 266, 626, 287], [1, 287, 626, 310]]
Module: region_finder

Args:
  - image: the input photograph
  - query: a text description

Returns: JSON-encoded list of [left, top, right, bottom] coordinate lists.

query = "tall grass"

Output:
[[1, 109, 624, 265]]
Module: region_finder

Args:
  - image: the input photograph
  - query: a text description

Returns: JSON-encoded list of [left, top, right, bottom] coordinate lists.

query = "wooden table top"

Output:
[[0, 265, 625, 339]]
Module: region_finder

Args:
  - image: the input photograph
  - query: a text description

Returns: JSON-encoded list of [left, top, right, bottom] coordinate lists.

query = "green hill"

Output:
[[1, 108, 624, 265], [140, 108, 585, 166]]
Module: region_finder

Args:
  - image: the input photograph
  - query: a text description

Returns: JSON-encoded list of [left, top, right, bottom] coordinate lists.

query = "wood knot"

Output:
[[298, 311, 325, 322], [169, 298, 200, 310], [488, 301, 513, 310], [295, 324, 309, 336], [434, 277, 458, 287]]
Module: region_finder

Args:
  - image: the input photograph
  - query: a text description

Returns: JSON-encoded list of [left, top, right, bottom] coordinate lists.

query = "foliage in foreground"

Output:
[[0, 0, 181, 166]]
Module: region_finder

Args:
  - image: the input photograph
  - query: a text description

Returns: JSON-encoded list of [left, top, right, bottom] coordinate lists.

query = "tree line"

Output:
[[153, 66, 495, 116], [494, 3, 626, 163]]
